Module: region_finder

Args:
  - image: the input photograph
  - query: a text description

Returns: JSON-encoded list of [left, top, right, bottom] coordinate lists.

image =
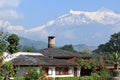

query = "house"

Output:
[[3, 36, 90, 78]]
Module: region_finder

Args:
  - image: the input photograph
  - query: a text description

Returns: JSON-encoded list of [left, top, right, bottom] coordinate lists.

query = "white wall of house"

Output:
[[46, 67, 79, 78], [15, 66, 81, 78], [77, 67, 81, 77]]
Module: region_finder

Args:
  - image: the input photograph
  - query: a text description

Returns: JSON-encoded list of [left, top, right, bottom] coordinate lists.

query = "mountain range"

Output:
[[19, 37, 97, 52], [73, 44, 98, 53], [19, 37, 47, 51]]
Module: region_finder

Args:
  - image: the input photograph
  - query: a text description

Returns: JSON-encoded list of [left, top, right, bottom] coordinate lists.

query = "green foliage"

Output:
[[91, 73, 100, 80], [7, 34, 19, 45], [96, 68, 110, 80], [55, 77, 79, 80], [25, 67, 38, 80], [109, 52, 120, 64], [7, 34, 19, 54], [25, 47, 33, 52], [0, 77, 3, 80], [82, 49, 89, 55], [0, 41, 6, 55], [92, 55, 105, 69], [60, 44, 76, 52], [38, 67, 46, 80], [0, 30, 9, 55], [94, 32, 120, 53], [79, 68, 110, 80], [72, 58, 96, 69], [14, 77, 25, 80], [79, 76, 94, 80], [2, 62, 15, 77], [108, 52, 120, 69]]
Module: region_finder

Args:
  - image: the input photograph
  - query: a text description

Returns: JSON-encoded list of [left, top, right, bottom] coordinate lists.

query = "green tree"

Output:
[[25, 47, 33, 52], [82, 49, 90, 56], [93, 32, 120, 54], [25, 68, 39, 80], [60, 44, 76, 52], [108, 52, 120, 70], [7, 34, 19, 54], [0, 29, 9, 74], [38, 67, 46, 80], [0, 30, 9, 55], [2, 62, 15, 77]]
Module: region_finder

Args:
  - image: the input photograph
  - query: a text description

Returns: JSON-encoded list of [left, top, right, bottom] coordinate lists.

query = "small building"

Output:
[[3, 36, 87, 78]]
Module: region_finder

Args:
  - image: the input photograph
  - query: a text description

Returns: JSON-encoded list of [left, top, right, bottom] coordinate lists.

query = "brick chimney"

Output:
[[48, 36, 55, 48]]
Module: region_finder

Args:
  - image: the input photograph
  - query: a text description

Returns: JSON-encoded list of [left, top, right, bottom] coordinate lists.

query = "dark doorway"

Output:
[[74, 67, 77, 76], [81, 68, 92, 76]]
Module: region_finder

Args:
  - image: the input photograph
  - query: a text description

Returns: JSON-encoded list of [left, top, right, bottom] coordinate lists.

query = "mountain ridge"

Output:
[[73, 44, 98, 53], [19, 37, 47, 50], [19, 37, 97, 52]]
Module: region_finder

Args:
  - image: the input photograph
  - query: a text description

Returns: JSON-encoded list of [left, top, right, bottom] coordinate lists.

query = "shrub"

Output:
[[2, 62, 15, 77], [38, 67, 46, 80], [46, 77, 54, 80], [25, 68, 38, 80], [14, 76, 25, 80], [55, 77, 79, 80], [97, 68, 111, 80], [79, 76, 94, 80], [91, 73, 100, 80]]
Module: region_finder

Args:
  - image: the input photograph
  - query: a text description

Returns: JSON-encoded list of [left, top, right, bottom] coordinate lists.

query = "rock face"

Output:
[[111, 69, 120, 80]]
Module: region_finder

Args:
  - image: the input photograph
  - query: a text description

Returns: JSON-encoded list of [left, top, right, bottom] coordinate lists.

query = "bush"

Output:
[[79, 76, 94, 80], [14, 77, 25, 80], [38, 67, 46, 80], [46, 77, 54, 80], [91, 73, 100, 80], [97, 68, 111, 80], [25, 68, 38, 80], [55, 77, 79, 80], [2, 62, 15, 77]]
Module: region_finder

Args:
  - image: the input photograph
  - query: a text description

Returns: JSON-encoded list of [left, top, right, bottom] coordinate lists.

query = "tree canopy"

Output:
[[7, 34, 19, 54], [93, 32, 120, 54], [60, 44, 77, 52], [0, 30, 9, 55]]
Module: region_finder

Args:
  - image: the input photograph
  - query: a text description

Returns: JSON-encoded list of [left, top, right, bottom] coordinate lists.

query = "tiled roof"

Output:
[[3, 52, 43, 62], [11, 55, 76, 66], [38, 48, 82, 58]]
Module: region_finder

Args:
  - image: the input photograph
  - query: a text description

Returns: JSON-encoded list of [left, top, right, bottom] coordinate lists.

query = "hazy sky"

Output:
[[0, 0, 120, 46]]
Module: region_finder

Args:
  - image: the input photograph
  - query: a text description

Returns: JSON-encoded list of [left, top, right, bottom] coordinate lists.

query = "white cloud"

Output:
[[0, 0, 22, 20], [0, 9, 22, 19], [1, 8, 120, 43], [7, 25, 24, 31], [57, 8, 120, 25], [25, 20, 55, 39], [0, 0, 19, 8], [26, 20, 55, 33], [0, 20, 10, 28], [70, 9, 82, 15], [0, 20, 24, 31], [26, 25, 46, 33], [46, 20, 55, 26]]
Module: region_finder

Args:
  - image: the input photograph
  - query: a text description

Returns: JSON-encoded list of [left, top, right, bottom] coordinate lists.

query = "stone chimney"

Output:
[[48, 36, 55, 48]]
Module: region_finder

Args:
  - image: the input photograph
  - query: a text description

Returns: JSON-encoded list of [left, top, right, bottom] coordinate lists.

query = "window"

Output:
[[69, 67, 73, 74], [43, 67, 48, 75], [56, 67, 68, 75], [48, 68, 53, 75]]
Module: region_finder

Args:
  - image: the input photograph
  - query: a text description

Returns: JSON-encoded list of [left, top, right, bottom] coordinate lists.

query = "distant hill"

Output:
[[18, 37, 97, 52], [19, 37, 47, 51], [73, 44, 98, 53]]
